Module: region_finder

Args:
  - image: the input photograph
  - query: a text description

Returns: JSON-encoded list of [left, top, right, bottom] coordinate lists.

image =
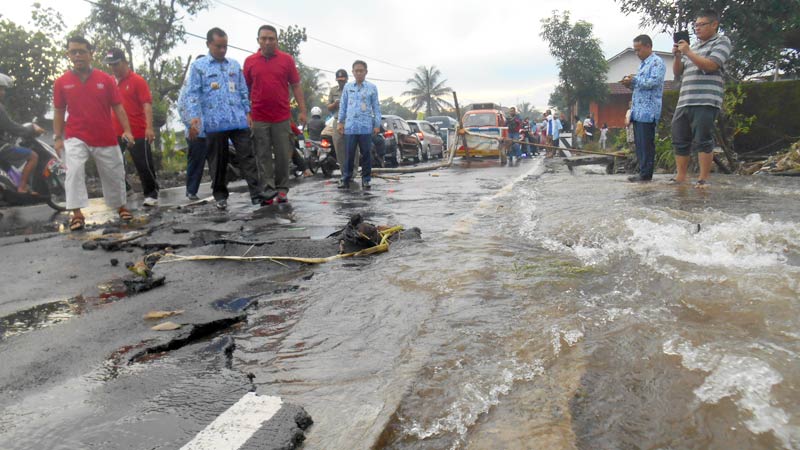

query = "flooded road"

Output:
[[1, 157, 799, 449], [231, 159, 800, 449]]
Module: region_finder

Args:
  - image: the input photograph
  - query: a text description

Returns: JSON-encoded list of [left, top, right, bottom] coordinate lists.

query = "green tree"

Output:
[[0, 4, 65, 121], [548, 86, 569, 114], [540, 12, 609, 120], [517, 102, 542, 120], [279, 25, 307, 59], [380, 97, 415, 119], [615, 0, 800, 78], [278, 25, 327, 121], [74, 0, 210, 131], [402, 65, 454, 116]]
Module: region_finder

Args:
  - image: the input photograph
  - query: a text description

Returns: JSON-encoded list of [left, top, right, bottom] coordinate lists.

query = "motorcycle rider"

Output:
[[0, 73, 45, 193], [307, 106, 325, 142]]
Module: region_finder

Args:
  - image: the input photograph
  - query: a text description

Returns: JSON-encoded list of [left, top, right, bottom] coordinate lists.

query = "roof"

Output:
[[465, 109, 501, 114], [607, 80, 679, 95], [606, 47, 674, 64]]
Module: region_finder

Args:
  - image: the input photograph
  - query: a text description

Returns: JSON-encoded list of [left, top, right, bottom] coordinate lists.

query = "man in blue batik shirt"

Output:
[[184, 28, 273, 209], [337, 60, 381, 190], [622, 34, 666, 182]]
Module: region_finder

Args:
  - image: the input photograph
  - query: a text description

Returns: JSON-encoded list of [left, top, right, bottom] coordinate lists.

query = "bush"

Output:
[[735, 80, 800, 157], [660, 80, 800, 159]]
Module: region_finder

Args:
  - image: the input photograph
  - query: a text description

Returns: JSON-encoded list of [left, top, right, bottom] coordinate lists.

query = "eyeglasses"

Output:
[[68, 49, 89, 56], [693, 21, 712, 28]]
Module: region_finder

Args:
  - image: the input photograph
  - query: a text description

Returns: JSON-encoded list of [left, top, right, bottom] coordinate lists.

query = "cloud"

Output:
[[5, 0, 675, 109]]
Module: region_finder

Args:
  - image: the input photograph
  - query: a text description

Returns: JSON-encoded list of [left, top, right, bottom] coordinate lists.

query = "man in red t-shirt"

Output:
[[53, 36, 135, 231], [243, 25, 306, 204], [105, 48, 160, 206]]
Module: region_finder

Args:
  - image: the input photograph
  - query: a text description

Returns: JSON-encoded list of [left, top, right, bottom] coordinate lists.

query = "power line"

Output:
[[79, 0, 406, 83], [212, 0, 417, 72], [183, 31, 405, 83]]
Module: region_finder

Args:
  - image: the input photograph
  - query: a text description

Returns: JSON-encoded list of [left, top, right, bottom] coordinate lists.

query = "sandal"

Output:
[[694, 179, 711, 189], [118, 207, 133, 221], [69, 215, 85, 231]]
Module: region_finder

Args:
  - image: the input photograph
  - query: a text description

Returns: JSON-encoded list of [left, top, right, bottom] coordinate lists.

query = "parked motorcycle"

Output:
[[312, 137, 339, 178], [0, 123, 67, 211]]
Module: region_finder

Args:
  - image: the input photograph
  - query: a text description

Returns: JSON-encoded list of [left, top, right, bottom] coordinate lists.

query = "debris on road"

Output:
[[158, 215, 406, 266], [151, 321, 182, 331], [144, 310, 185, 320], [123, 275, 166, 294]]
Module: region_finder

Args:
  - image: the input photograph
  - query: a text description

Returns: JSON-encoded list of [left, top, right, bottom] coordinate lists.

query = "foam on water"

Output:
[[403, 358, 544, 446], [535, 210, 800, 275], [626, 212, 800, 270], [663, 337, 800, 448], [550, 325, 585, 356]]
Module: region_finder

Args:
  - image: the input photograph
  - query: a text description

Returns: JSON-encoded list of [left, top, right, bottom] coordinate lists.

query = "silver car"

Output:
[[407, 120, 445, 161]]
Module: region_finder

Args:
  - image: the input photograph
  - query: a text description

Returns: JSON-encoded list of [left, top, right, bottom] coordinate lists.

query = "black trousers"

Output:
[[118, 137, 159, 198], [206, 128, 261, 201]]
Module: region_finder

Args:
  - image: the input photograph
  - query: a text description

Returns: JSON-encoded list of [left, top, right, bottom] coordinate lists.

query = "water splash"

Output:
[[663, 337, 800, 448], [403, 358, 544, 445]]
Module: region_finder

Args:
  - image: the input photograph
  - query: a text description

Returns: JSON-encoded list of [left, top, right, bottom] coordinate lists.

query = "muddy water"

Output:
[[235, 160, 800, 449]]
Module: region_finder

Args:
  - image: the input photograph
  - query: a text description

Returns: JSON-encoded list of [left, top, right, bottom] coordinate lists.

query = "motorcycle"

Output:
[[311, 137, 339, 178], [0, 123, 67, 211]]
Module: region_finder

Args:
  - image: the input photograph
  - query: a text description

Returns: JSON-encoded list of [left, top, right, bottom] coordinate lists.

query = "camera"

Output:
[[673, 30, 690, 44]]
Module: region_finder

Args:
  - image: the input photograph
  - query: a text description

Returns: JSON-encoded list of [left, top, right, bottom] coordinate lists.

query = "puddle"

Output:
[[0, 276, 165, 341], [212, 296, 258, 313]]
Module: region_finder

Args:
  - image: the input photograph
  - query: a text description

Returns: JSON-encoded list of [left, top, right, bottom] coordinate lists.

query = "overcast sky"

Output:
[[4, 0, 674, 112]]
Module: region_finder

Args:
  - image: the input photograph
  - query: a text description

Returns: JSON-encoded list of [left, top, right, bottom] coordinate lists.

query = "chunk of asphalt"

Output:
[[128, 314, 246, 364], [123, 276, 166, 295], [239, 403, 314, 450]]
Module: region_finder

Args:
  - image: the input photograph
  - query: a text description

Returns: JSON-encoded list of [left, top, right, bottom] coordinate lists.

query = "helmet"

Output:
[[310, 106, 322, 116], [0, 73, 14, 89]]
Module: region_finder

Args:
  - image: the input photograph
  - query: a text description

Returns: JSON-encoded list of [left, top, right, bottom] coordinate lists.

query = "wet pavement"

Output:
[[1, 158, 799, 449]]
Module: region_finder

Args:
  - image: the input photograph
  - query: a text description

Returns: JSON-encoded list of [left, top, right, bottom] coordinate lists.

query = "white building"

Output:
[[606, 48, 676, 83]]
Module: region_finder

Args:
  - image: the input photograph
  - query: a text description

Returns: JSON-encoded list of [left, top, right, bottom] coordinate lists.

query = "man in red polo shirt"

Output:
[[105, 48, 160, 207], [53, 36, 135, 231], [243, 25, 306, 205]]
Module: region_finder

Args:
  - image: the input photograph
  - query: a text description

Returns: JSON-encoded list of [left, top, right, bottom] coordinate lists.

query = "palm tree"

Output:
[[402, 65, 453, 116]]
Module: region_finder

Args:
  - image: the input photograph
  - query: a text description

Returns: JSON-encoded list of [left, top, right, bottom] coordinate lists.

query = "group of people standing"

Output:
[[51, 24, 383, 231], [623, 8, 731, 187]]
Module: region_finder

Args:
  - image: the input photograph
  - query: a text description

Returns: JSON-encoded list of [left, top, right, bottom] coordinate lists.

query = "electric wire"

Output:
[[79, 0, 406, 83], [212, 0, 416, 72]]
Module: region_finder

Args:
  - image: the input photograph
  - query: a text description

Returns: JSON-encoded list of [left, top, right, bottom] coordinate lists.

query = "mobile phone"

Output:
[[673, 30, 690, 44]]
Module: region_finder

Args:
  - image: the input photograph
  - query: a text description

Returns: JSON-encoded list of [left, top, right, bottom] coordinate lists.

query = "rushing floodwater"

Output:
[[233, 158, 800, 449]]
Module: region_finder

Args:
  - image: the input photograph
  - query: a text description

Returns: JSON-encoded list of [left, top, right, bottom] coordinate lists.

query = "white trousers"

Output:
[[64, 137, 127, 210]]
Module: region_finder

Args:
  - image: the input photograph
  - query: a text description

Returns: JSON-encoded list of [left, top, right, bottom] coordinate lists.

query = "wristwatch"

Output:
[[53, 134, 63, 141]]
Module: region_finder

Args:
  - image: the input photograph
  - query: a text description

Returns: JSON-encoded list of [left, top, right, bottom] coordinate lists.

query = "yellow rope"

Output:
[[158, 226, 405, 266]]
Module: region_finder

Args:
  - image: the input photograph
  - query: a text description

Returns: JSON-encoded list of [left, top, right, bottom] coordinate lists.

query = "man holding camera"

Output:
[[671, 9, 732, 188], [622, 34, 666, 182]]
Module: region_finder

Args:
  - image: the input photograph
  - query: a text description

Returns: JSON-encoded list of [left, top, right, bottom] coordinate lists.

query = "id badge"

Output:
[[228, 81, 236, 93], [361, 101, 367, 112]]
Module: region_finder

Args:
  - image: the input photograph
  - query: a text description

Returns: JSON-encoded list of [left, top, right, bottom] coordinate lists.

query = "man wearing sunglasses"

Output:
[[671, 9, 732, 188]]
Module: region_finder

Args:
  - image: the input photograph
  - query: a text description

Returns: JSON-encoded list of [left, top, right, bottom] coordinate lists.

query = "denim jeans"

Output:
[[185, 137, 208, 196], [509, 132, 521, 158], [343, 133, 372, 183], [633, 120, 656, 179]]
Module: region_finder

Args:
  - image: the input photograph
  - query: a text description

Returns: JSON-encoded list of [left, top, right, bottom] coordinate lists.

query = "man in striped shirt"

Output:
[[671, 9, 732, 188]]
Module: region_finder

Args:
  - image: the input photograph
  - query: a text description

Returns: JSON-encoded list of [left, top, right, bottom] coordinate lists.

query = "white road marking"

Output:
[[180, 392, 283, 450]]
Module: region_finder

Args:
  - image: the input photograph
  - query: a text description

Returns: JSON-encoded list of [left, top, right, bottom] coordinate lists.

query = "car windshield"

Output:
[[409, 123, 420, 132], [464, 113, 497, 127], [426, 116, 451, 128]]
